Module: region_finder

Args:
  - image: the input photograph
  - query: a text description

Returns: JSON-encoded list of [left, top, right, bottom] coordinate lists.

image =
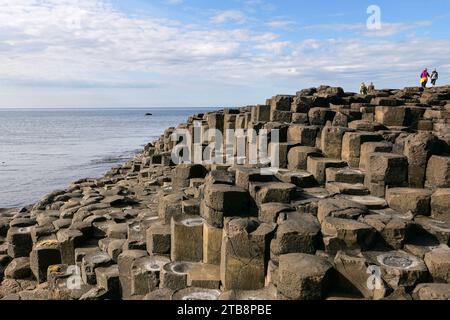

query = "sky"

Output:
[[0, 0, 449, 108]]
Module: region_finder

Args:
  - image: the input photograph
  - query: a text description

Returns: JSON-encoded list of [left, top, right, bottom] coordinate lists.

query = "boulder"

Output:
[[426, 156, 450, 188], [254, 182, 296, 205], [287, 125, 320, 146], [271, 213, 321, 255], [30, 240, 62, 283], [287, 146, 322, 170], [321, 217, 376, 253], [321, 127, 352, 159], [385, 188, 432, 215], [317, 197, 368, 224], [424, 245, 450, 283], [431, 189, 450, 221], [412, 283, 450, 300], [364, 250, 428, 290], [201, 184, 253, 228], [4, 258, 31, 280], [278, 253, 333, 300], [307, 157, 347, 185], [146, 222, 171, 255], [403, 132, 438, 187], [171, 215, 204, 262], [220, 218, 275, 291]]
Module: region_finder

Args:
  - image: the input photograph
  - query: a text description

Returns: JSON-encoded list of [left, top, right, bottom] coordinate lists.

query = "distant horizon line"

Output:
[[0, 106, 219, 110]]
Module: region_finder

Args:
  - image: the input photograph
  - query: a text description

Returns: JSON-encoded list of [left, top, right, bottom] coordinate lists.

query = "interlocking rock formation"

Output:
[[1, 84, 450, 300]]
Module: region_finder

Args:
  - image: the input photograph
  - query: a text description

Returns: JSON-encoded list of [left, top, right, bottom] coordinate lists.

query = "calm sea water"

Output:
[[0, 108, 212, 208]]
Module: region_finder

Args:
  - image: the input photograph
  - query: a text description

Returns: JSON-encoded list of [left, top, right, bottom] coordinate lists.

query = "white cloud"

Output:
[[267, 19, 297, 30], [210, 10, 247, 24], [0, 0, 449, 108]]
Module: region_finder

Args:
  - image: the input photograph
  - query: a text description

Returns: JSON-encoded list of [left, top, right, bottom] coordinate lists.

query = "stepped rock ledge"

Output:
[[2, 84, 450, 300]]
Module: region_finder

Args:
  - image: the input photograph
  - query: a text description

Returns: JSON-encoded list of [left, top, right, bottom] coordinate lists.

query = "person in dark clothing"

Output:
[[431, 69, 439, 86]]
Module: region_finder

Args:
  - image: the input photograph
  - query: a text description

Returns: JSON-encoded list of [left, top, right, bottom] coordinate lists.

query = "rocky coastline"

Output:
[[1, 84, 450, 300]]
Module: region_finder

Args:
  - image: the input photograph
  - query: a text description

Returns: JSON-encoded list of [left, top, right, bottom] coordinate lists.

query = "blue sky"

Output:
[[0, 0, 449, 108]]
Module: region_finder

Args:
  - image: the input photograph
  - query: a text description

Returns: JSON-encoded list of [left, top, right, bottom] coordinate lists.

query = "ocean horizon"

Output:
[[0, 107, 215, 208]]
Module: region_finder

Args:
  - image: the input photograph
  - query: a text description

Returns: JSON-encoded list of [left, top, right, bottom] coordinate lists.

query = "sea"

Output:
[[0, 108, 214, 208]]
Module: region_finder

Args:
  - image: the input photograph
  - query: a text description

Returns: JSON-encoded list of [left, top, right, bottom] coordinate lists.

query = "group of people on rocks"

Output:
[[420, 68, 439, 88], [359, 68, 440, 94], [359, 82, 375, 95]]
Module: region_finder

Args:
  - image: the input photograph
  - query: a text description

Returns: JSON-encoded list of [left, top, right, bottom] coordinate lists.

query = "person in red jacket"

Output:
[[420, 68, 430, 88]]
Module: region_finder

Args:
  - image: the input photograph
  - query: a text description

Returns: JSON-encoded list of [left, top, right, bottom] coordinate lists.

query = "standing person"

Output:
[[367, 82, 375, 94], [420, 68, 430, 88], [360, 82, 368, 95], [431, 69, 439, 86]]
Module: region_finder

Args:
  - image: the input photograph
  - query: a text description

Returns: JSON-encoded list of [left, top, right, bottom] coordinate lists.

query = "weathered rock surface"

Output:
[[2, 84, 450, 300]]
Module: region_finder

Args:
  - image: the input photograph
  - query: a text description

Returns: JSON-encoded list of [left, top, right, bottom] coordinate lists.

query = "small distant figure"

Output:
[[360, 82, 368, 95], [367, 82, 375, 94], [431, 69, 439, 87], [420, 68, 430, 88]]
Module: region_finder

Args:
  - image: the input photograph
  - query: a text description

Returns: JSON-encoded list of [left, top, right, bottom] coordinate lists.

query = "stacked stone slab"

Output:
[[1, 84, 450, 300]]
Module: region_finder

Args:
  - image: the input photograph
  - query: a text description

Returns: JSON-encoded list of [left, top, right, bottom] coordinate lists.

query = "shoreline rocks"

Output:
[[1, 84, 450, 300]]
